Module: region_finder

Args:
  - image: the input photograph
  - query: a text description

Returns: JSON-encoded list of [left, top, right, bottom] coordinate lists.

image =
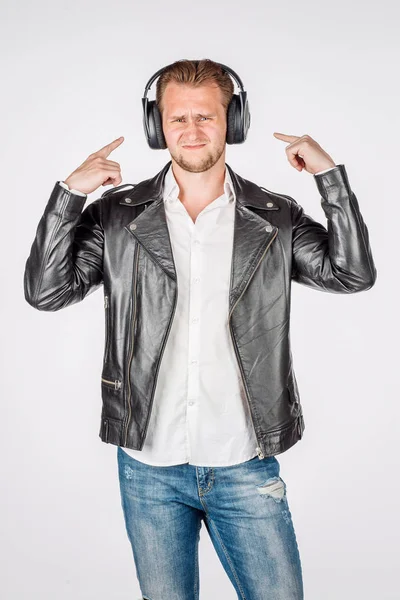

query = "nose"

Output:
[[183, 121, 206, 143]]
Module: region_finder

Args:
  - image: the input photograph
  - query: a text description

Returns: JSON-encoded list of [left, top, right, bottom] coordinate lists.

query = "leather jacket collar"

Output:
[[118, 160, 280, 210], [117, 160, 281, 312]]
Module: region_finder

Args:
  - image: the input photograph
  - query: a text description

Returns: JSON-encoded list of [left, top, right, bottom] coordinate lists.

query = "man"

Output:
[[24, 59, 377, 600]]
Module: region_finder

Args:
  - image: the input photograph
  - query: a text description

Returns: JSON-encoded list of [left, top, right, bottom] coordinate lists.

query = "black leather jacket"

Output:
[[24, 160, 377, 458]]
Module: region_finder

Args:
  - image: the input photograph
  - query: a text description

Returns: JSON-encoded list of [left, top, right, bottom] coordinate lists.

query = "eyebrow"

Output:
[[169, 113, 216, 120]]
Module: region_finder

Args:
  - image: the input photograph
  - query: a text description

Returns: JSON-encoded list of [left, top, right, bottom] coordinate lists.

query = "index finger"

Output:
[[273, 133, 299, 142], [96, 136, 125, 158]]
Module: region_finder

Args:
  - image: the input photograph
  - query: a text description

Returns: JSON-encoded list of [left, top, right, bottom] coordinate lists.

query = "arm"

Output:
[[290, 164, 377, 293], [24, 182, 103, 311]]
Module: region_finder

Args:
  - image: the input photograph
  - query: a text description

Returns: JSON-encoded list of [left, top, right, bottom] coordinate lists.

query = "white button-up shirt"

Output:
[[122, 163, 260, 466], [59, 163, 337, 466]]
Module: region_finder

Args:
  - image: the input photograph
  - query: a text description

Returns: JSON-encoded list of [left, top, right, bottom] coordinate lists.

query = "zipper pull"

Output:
[[256, 446, 265, 459]]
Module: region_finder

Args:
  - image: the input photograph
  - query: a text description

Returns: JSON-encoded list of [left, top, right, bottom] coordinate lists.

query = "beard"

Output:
[[169, 139, 226, 173]]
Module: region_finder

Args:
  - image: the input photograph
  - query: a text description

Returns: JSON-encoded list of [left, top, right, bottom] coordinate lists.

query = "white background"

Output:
[[1, 0, 398, 598]]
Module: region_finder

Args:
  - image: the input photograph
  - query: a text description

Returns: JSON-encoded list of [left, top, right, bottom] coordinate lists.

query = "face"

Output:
[[161, 81, 227, 173]]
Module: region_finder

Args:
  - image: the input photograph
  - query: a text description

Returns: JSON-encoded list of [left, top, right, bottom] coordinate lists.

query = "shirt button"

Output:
[[191, 317, 199, 324], [190, 359, 198, 365], [194, 240, 200, 245], [193, 277, 200, 283], [188, 400, 195, 406]]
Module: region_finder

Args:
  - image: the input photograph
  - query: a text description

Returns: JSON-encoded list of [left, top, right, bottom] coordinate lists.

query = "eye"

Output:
[[174, 117, 209, 122]]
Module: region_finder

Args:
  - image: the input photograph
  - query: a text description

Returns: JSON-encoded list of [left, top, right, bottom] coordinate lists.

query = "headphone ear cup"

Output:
[[226, 97, 238, 145], [226, 94, 246, 144], [226, 92, 251, 144], [143, 99, 167, 149], [152, 103, 167, 149]]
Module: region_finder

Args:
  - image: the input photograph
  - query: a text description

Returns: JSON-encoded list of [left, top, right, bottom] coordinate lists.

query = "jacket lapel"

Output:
[[119, 160, 280, 311]]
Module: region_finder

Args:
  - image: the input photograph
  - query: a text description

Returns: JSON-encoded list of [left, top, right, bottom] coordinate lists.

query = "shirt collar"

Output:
[[163, 163, 236, 204]]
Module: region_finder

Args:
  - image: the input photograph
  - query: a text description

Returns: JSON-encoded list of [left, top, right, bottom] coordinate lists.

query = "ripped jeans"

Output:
[[117, 447, 304, 600]]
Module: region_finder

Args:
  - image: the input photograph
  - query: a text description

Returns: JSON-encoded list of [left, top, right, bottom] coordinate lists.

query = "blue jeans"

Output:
[[117, 447, 304, 600]]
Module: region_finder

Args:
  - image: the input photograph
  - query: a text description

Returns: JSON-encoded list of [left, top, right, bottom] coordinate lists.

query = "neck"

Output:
[[170, 155, 226, 206]]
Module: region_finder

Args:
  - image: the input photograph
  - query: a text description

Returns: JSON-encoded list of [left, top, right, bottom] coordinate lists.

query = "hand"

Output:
[[64, 136, 125, 195], [273, 133, 336, 174]]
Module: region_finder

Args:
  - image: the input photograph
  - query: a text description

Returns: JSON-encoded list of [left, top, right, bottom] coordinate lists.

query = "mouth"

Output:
[[182, 144, 206, 150]]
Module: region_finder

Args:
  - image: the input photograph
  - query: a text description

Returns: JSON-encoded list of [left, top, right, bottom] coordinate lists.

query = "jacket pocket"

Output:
[[104, 294, 111, 363], [103, 418, 109, 442], [100, 415, 123, 443]]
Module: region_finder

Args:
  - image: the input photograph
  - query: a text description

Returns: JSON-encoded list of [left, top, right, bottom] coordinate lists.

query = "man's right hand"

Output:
[[63, 136, 125, 195]]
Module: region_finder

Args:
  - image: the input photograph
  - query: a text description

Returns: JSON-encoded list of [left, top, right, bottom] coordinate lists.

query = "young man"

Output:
[[24, 59, 377, 600]]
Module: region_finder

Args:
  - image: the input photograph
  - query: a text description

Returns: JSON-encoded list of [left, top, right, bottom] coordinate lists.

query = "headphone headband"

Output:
[[142, 61, 245, 99]]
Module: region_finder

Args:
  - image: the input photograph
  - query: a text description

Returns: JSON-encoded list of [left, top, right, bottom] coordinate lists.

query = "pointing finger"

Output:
[[273, 133, 299, 142], [96, 136, 125, 158]]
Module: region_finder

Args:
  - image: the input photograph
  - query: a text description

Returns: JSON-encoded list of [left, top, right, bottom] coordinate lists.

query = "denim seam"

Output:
[[206, 515, 247, 599], [193, 518, 201, 599]]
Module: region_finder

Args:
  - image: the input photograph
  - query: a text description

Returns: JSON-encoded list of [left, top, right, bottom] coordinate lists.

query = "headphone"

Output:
[[141, 60, 251, 150]]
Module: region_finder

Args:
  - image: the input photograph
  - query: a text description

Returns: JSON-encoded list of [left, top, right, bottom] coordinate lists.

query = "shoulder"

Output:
[[228, 164, 295, 210], [100, 183, 137, 199], [236, 171, 295, 211], [257, 184, 297, 208]]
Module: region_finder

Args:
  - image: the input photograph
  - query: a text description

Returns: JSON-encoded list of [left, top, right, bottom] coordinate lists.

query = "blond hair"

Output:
[[155, 59, 234, 116]]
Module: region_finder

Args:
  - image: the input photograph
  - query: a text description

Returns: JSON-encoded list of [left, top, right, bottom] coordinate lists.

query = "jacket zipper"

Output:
[[101, 377, 122, 390], [104, 294, 110, 362], [139, 281, 178, 449], [124, 244, 140, 447], [228, 227, 278, 460]]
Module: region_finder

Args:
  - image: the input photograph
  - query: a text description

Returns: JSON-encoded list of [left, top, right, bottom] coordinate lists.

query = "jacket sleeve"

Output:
[[290, 164, 377, 293], [24, 182, 104, 311]]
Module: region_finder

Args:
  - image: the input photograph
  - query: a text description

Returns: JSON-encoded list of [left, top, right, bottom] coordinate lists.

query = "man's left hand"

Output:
[[273, 133, 336, 174]]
